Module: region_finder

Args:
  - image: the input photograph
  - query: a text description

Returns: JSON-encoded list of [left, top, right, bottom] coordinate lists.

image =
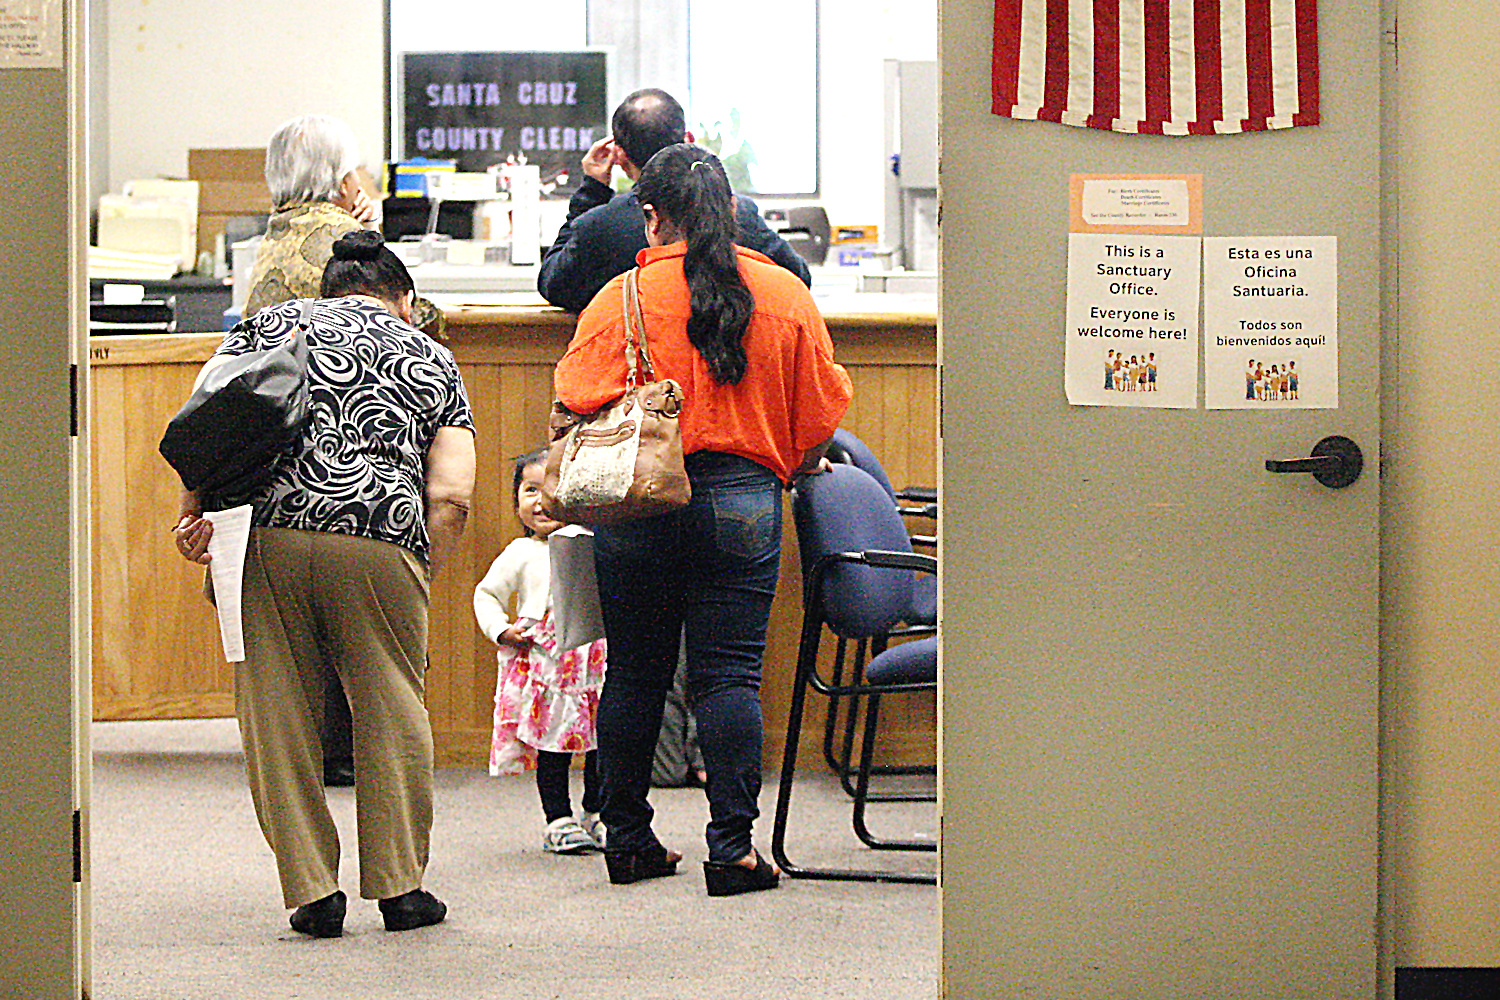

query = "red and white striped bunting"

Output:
[[991, 0, 1320, 135]]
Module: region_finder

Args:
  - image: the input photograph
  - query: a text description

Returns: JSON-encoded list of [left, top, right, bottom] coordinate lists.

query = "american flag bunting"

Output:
[[992, 0, 1320, 135]]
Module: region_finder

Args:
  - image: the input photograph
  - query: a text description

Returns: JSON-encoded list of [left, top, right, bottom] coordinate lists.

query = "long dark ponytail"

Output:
[[635, 144, 753, 385]]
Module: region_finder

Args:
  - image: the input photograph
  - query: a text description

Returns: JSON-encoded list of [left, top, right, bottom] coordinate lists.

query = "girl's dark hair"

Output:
[[634, 144, 753, 385], [321, 230, 416, 305], [511, 447, 549, 533]]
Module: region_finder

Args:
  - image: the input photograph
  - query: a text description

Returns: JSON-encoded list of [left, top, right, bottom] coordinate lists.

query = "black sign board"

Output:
[[400, 51, 608, 186]]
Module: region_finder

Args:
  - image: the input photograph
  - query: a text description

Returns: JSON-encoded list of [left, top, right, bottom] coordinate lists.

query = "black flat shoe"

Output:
[[703, 854, 780, 897], [604, 844, 682, 885], [289, 890, 346, 938], [378, 888, 447, 931]]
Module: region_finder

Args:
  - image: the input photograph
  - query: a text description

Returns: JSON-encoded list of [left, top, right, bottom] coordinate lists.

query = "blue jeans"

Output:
[[592, 452, 782, 863]]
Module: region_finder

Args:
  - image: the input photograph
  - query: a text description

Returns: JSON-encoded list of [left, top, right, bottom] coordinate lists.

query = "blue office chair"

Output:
[[819, 429, 937, 791], [770, 463, 937, 884], [826, 427, 937, 538]]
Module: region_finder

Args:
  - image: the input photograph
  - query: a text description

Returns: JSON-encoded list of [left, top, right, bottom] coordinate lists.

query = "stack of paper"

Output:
[[87, 246, 181, 280]]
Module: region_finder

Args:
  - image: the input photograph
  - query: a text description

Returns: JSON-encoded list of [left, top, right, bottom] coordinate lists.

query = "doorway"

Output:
[[79, 1, 936, 1000]]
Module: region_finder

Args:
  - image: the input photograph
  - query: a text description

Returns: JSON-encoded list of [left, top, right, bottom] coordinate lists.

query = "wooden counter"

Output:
[[90, 298, 936, 768]]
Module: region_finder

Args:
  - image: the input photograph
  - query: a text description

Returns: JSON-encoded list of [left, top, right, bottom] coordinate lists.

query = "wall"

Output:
[[815, 0, 937, 229], [99, 0, 936, 233], [103, 0, 385, 189], [1382, 0, 1500, 975]]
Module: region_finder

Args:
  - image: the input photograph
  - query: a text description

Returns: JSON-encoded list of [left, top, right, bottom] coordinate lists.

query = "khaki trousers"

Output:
[[234, 527, 433, 908]]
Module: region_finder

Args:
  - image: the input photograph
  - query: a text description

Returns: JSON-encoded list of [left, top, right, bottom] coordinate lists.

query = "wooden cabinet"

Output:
[[89, 301, 936, 767]]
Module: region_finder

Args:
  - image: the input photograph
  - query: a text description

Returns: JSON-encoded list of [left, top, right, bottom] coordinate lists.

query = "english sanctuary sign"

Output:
[[399, 51, 607, 186]]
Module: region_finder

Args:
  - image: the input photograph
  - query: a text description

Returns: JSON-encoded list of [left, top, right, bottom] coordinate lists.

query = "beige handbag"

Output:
[[541, 268, 690, 525]]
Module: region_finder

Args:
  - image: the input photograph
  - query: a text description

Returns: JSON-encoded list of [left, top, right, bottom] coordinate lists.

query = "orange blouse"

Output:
[[554, 243, 854, 483]]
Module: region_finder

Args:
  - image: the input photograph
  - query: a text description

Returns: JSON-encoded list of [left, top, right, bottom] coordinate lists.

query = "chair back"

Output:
[[792, 464, 915, 640], [827, 428, 897, 500]]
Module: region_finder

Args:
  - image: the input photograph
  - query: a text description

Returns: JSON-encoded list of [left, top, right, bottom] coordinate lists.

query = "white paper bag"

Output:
[[549, 524, 605, 651]]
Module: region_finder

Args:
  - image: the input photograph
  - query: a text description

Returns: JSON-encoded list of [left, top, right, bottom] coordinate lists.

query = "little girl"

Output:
[[474, 448, 607, 854]]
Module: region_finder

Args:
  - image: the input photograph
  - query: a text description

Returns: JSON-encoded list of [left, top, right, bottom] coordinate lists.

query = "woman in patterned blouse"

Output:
[[173, 230, 475, 939]]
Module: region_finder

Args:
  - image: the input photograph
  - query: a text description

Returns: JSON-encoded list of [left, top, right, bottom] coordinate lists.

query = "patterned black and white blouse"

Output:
[[214, 296, 474, 563]]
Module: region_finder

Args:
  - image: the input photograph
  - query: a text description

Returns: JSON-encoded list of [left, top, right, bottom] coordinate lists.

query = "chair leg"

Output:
[[820, 636, 854, 773], [835, 640, 868, 794], [836, 638, 932, 798], [773, 622, 936, 885], [851, 692, 938, 856], [838, 655, 938, 804]]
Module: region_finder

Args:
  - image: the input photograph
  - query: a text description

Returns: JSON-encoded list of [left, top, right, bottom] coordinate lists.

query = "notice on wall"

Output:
[[1065, 233, 1202, 408], [0, 1, 61, 68], [1070, 175, 1203, 234], [1203, 236, 1338, 410]]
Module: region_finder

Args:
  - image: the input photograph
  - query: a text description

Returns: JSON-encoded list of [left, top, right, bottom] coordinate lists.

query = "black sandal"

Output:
[[703, 853, 780, 897], [604, 844, 682, 884]]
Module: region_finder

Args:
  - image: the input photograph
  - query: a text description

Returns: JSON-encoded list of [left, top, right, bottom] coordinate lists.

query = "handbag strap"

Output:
[[622, 268, 653, 388], [281, 298, 313, 361]]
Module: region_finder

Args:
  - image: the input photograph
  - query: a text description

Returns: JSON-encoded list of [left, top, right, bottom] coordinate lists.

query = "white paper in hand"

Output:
[[203, 505, 254, 662]]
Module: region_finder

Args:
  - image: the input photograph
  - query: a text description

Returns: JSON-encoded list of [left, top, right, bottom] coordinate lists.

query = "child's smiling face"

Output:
[[516, 462, 563, 538]]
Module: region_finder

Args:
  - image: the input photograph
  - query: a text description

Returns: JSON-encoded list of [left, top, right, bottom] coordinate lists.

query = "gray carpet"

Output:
[[90, 719, 938, 999]]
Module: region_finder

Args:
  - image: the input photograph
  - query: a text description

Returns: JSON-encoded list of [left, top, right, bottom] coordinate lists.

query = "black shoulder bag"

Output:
[[158, 299, 314, 510]]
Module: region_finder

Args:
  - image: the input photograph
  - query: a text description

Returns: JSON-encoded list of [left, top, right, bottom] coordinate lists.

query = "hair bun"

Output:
[[332, 229, 385, 262]]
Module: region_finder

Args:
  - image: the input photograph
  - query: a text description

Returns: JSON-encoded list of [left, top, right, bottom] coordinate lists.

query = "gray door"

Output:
[[940, 1, 1381, 996], [0, 4, 87, 996]]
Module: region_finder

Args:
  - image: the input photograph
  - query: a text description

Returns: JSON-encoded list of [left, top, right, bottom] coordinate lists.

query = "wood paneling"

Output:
[[89, 305, 936, 769]]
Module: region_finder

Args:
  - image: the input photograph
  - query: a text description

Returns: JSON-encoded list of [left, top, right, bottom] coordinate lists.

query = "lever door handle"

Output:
[[1265, 435, 1363, 489], [1265, 456, 1343, 474]]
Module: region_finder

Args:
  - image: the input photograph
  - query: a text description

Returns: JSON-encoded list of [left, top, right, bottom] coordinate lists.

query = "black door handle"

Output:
[[1265, 435, 1363, 489]]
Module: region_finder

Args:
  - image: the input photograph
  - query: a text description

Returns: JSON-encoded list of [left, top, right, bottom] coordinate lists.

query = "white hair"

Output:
[[263, 114, 361, 207]]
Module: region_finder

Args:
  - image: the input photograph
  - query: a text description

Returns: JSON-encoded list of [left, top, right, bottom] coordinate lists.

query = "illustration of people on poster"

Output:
[[1065, 233, 1202, 409], [1203, 236, 1338, 409]]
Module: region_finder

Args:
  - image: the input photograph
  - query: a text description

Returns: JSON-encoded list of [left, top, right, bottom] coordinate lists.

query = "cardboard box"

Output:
[[188, 148, 265, 183], [197, 180, 272, 215], [189, 149, 270, 257]]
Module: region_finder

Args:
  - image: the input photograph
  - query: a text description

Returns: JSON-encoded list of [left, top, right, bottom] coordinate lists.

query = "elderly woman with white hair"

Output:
[[243, 113, 379, 317], [241, 114, 381, 789], [242, 115, 448, 789]]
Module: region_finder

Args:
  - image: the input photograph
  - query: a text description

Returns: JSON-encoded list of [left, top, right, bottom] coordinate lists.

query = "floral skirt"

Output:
[[489, 611, 607, 776]]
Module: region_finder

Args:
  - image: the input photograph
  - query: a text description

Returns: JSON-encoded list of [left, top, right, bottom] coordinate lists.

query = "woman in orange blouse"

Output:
[[554, 145, 852, 896]]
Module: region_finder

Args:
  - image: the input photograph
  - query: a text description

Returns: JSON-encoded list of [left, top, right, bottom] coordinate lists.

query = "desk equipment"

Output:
[[90, 285, 176, 335], [781, 205, 831, 265], [96, 179, 201, 273], [91, 276, 232, 333]]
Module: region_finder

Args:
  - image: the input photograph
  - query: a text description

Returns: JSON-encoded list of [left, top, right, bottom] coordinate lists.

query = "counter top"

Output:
[[410, 259, 937, 321], [426, 290, 936, 329]]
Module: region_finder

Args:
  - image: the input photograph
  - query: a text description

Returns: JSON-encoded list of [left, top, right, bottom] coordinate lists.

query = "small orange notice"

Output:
[[1070, 174, 1203, 234]]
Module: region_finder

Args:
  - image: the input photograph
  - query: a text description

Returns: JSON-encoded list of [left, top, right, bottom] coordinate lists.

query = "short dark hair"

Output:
[[612, 89, 686, 171], [320, 230, 415, 304]]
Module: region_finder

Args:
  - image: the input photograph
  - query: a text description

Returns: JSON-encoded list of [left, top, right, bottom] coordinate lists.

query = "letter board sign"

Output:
[[399, 51, 608, 186]]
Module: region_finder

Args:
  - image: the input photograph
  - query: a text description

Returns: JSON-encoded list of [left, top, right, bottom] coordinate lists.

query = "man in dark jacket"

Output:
[[537, 88, 812, 313]]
